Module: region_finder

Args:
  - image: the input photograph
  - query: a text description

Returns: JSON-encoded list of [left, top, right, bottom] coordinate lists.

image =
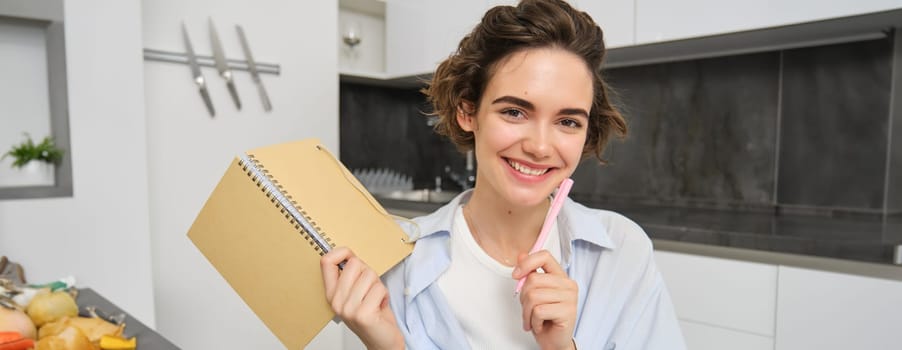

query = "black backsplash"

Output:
[[886, 33, 902, 214], [778, 39, 892, 211], [572, 52, 780, 208], [339, 37, 900, 214], [339, 82, 465, 190]]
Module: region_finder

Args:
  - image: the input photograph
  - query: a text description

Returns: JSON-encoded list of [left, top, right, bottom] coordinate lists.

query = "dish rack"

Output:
[[351, 168, 413, 195]]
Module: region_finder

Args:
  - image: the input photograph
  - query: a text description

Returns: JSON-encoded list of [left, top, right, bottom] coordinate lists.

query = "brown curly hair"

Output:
[[423, 0, 626, 162]]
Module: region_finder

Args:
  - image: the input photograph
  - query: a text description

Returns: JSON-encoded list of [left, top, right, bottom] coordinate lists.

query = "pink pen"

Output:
[[514, 178, 574, 295]]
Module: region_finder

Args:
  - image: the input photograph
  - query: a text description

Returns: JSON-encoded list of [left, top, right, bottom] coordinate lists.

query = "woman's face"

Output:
[[458, 47, 592, 207]]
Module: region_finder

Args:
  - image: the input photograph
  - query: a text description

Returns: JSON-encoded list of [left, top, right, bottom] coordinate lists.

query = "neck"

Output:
[[464, 185, 550, 254]]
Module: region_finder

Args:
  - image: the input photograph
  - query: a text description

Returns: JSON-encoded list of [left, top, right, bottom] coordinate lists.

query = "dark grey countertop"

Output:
[[597, 202, 902, 265], [377, 196, 902, 281], [76, 288, 181, 350]]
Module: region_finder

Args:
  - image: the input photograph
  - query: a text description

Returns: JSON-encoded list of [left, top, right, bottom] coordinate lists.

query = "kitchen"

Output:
[[339, 1, 902, 348], [1, 0, 901, 349]]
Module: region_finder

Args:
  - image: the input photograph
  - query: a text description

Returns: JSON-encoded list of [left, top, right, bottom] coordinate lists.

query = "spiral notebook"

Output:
[[187, 139, 414, 349]]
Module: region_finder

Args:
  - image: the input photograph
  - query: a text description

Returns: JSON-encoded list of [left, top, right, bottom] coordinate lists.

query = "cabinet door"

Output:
[[656, 251, 778, 337], [776, 266, 902, 350], [573, 0, 635, 48], [490, 0, 634, 48], [385, 0, 488, 77], [485, 0, 517, 6], [338, 9, 385, 73], [636, 0, 902, 44], [680, 320, 774, 350]]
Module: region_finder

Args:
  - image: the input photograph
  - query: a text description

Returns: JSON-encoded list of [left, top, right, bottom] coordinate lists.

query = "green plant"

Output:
[[2, 134, 64, 169]]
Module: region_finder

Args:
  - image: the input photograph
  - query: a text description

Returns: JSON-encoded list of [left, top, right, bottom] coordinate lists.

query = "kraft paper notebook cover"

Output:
[[187, 138, 414, 349]]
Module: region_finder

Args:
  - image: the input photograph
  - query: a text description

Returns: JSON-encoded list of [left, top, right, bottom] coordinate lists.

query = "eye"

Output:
[[501, 108, 525, 119], [559, 118, 583, 129]]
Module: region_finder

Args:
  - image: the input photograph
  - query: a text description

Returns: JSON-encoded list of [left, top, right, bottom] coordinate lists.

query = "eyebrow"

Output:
[[491, 95, 589, 118]]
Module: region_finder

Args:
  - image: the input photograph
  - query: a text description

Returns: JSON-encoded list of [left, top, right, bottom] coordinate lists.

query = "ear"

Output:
[[456, 100, 477, 132]]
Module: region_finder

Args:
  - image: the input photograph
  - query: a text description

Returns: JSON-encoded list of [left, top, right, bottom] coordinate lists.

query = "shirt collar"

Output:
[[401, 190, 617, 303], [399, 191, 468, 303], [406, 190, 472, 242], [558, 197, 618, 250]]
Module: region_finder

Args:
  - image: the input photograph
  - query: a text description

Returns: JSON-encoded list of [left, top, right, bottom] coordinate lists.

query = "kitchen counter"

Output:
[[377, 196, 902, 281], [76, 288, 181, 350]]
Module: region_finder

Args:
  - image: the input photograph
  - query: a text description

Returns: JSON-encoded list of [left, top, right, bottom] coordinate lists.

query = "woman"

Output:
[[321, 1, 685, 349]]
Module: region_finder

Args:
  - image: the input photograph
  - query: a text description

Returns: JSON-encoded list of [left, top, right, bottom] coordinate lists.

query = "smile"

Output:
[[506, 158, 551, 176]]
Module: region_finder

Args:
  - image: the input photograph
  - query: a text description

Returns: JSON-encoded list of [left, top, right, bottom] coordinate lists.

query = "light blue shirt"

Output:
[[384, 191, 686, 349]]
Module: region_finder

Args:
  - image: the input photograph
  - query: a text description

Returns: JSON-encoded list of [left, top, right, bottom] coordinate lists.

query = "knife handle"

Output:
[[227, 82, 242, 110], [257, 82, 272, 112], [200, 88, 215, 117]]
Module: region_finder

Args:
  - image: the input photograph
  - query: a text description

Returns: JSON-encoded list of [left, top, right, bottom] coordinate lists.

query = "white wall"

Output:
[[0, 0, 157, 325], [141, 0, 340, 349]]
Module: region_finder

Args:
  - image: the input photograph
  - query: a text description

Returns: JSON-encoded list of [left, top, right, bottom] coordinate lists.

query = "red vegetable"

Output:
[[0, 332, 34, 350]]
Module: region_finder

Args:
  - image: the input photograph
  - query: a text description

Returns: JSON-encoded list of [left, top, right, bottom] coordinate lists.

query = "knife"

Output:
[[181, 22, 215, 117], [209, 18, 241, 110], [236, 25, 272, 112]]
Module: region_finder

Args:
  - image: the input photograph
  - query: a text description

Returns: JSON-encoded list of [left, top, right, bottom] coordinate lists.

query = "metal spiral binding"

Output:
[[238, 154, 334, 255]]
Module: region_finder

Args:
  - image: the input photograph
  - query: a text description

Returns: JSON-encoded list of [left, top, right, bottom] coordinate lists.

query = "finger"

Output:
[[344, 267, 379, 315], [321, 247, 355, 300], [531, 303, 545, 333], [322, 246, 354, 266], [521, 272, 578, 292], [530, 303, 560, 333], [520, 287, 565, 331], [519, 271, 578, 330], [531, 303, 571, 334], [359, 279, 389, 316], [331, 256, 364, 314], [512, 250, 565, 280]]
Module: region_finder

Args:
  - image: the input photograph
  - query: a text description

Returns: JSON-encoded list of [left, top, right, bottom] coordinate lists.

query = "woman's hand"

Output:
[[321, 247, 403, 350], [513, 250, 578, 350]]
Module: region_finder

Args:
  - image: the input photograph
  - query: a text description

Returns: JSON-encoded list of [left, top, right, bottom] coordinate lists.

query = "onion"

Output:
[[0, 307, 37, 339]]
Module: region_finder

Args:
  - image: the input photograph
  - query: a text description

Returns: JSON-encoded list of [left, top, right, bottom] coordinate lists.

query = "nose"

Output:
[[521, 124, 552, 160]]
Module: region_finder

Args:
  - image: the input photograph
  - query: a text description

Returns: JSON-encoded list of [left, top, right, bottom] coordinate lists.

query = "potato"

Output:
[[34, 326, 96, 350], [26, 291, 78, 327], [39, 317, 122, 342]]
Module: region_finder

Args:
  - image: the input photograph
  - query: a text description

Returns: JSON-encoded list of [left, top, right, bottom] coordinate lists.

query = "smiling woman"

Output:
[[456, 48, 593, 209], [321, 1, 686, 349]]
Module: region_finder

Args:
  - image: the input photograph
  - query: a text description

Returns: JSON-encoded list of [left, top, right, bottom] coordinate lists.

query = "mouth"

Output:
[[505, 158, 553, 176]]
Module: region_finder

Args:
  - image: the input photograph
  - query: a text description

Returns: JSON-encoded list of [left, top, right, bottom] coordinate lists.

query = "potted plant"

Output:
[[2, 133, 64, 169]]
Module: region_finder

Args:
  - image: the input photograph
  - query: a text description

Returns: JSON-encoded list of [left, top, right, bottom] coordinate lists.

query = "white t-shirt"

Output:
[[435, 205, 563, 349]]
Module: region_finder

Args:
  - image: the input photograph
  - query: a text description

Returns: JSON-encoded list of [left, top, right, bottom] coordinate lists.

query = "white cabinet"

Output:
[[488, 1, 636, 49], [485, 0, 518, 6], [775, 266, 902, 350], [385, 0, 489, 77], [655, 251, 778, 349], [368, 0, 902, 80], [574, 0, 635, 48], [656, 250, 902, 350], [656, 251, 777, 335], [383, 0, 634, 77], [339, 9, 385, 74], [635, 0, 902, 44], [679, 320, 774, 350]]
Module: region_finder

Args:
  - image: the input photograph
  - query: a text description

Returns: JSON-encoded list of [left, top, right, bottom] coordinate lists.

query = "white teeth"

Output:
[[506, 159, 549, 176]]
